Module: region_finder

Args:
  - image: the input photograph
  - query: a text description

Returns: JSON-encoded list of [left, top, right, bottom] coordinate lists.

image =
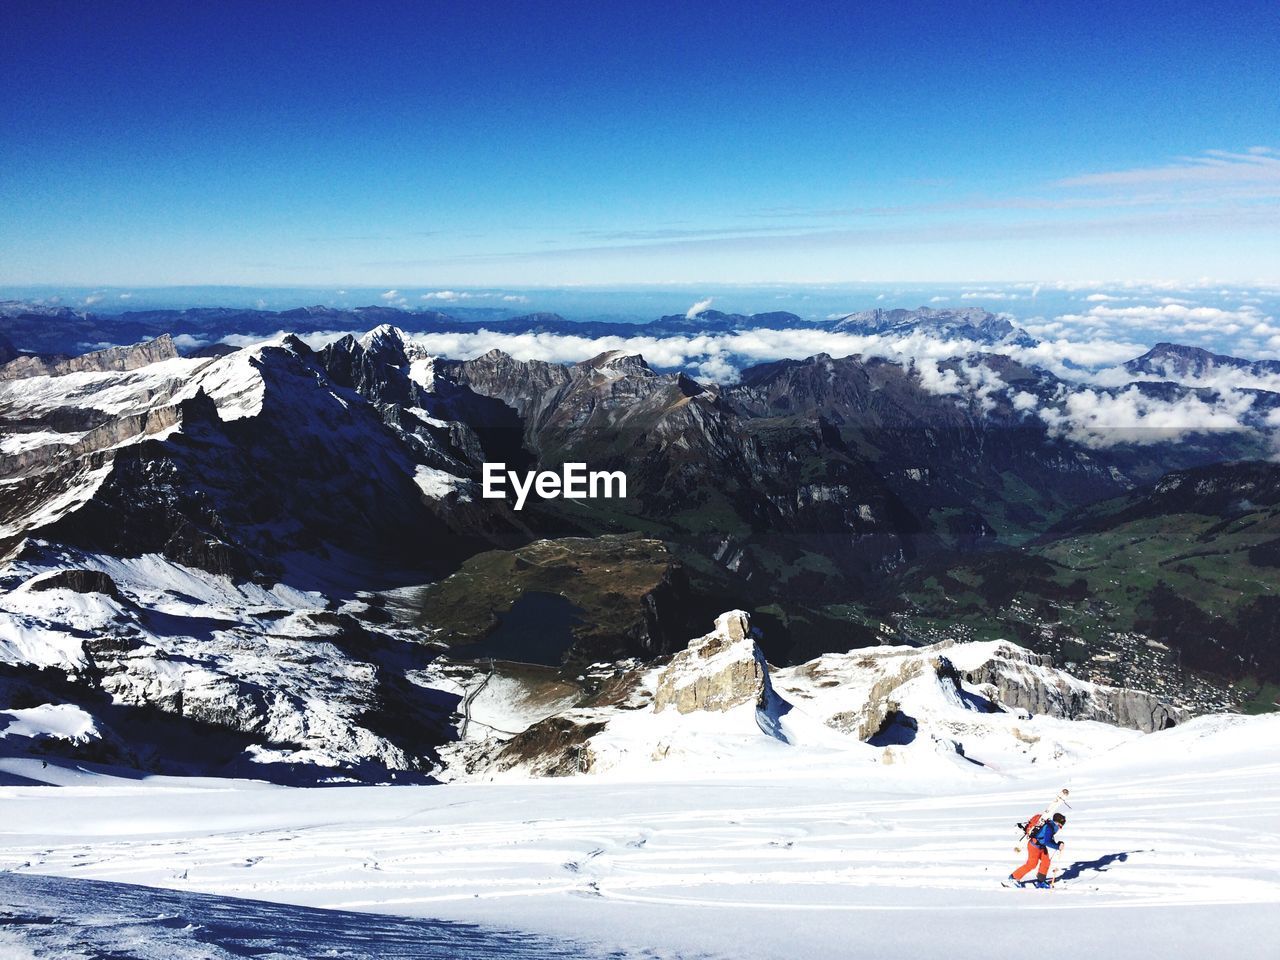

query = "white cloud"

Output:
[[1054, 303, 1265, 340], [420, 290, 530, 304], [84, 294, 104, 305], [693, 355, 741, 382], [118, 292, 133, 300], [1012, 391, 1040, 412], [1057, 148, 1280, 188], [910, 358, 963, 396], [220, 329, 354, 350], [1039, 385, 1255, 448], [379, 289, 400, 301], [373, 325, 1141, 389], [272, 318, 1279, 450], [1014, 336, 1151, 375], [685, 297, 714, 319]]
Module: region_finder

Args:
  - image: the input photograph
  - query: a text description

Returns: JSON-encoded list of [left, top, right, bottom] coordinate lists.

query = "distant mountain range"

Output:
[[2, 307, 1278, 782], [0, 301, 1034, 358]]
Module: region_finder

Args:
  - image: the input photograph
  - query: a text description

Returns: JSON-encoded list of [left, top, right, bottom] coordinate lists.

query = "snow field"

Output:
[[1, 714, 1278, 959]]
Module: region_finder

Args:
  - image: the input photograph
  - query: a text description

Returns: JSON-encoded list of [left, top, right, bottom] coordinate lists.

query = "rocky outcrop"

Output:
[[653, 610, 765, 714], [0, 403, 185, 481], [437, 349, 571, 423], [775, 639, 1189, 744], [957, 647, 1187, 732], [474, 610, 787, 777], [318, 327, 534, 503], [490, 716, 606, 777], [26, 569, 121, 599], [810, 656, 927, 740], [8, 337, 483, 586], [0, 335, 179, 381]]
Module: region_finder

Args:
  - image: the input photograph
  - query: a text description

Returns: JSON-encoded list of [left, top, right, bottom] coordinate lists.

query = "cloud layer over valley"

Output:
[[255, 288, 1280, 452]]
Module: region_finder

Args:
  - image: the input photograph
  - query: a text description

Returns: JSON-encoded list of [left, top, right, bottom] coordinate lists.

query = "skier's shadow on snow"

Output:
[[1057, 850, 1149, 882]]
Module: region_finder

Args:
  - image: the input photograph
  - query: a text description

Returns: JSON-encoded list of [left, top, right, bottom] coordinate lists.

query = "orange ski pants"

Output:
[[1012, 843, 1051, 881]]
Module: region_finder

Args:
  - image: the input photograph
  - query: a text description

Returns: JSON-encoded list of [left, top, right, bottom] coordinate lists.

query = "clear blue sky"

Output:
[[2, 0, 1277, 286]]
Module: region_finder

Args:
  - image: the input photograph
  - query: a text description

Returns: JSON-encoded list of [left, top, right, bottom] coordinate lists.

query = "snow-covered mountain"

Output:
[[1, 321, 1275, 787], [0, 331, 525, 580], [0, 550, 464, 781], [440, 610, 1181, 782], [830, 305, 1037, 346], [2, 315, 1277, 958], [0, 331, 535, 782]]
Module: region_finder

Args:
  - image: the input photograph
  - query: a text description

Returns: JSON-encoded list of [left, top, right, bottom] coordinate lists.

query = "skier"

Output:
[[1014, 787, 1069, 854], [1004, 813, 1066, 888]]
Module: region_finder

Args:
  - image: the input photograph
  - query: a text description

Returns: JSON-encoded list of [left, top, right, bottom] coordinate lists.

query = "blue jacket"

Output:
[[1031, 820, 1062, 850]]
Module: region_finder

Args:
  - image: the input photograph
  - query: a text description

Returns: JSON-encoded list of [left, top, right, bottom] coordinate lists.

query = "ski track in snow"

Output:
[[1, 718, 1279, 959]]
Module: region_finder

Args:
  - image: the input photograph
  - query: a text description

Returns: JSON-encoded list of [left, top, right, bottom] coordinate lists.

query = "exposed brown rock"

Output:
[[653, 610, 765, 714]]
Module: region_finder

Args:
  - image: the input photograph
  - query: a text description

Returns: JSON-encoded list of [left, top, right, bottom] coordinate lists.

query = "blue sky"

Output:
[[2, 0, 1277, 285]]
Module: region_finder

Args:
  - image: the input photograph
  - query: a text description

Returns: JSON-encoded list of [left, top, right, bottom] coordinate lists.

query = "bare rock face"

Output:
[[0, 335, 179, 381], [490, 716, 606, 777], [653, 610, 766, 714], [814, 656, 927, 740], [957, 650, 1187, 733], [26, 569, 121, 600], [776, 639, 1189, 746]]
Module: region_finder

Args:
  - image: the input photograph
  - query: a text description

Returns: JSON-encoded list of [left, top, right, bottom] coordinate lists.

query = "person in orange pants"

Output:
[[1005, 813, 1066, 888]]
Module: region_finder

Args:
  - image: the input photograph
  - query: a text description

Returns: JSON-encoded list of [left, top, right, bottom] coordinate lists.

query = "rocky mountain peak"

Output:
[[358, 323, 409, 353], [1122, 341, 1280, 380], [276, 333, 313, 356], [577, 350, 653, 379]]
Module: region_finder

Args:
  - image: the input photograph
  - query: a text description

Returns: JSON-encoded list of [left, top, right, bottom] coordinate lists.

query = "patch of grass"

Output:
[[415, 534, 678, 655], [1237, 679, 1280, 715]]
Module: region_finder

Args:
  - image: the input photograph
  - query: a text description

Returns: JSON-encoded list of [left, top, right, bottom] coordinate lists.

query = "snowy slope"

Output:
[[0, 549, 458, 779], [451, 612, 1156, 783], [0, 331, 545, 785], [0, 713, 1276, 959]]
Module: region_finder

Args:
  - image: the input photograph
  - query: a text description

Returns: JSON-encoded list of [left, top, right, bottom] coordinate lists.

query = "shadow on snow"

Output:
[[1058, 850, 1150, 883], [0, 872, 652, 959]]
